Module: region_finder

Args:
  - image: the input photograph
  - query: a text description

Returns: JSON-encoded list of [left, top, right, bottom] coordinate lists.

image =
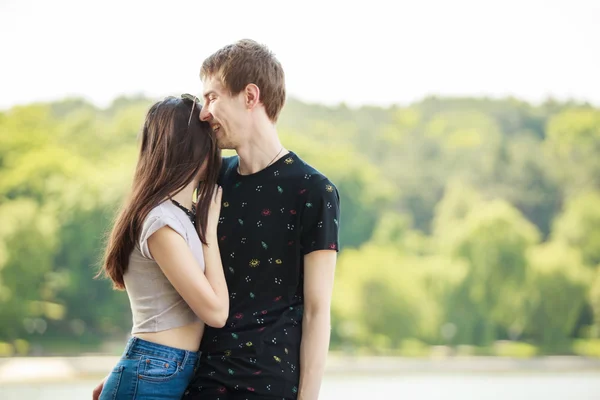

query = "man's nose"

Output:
[[199, 106, 211, 122]]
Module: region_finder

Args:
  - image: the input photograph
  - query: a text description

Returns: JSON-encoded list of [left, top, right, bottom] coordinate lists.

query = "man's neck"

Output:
[[236, 124, 288, 175]]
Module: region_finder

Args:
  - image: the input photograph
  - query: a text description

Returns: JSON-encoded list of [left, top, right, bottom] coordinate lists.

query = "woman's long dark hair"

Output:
[[98, 96, 221, 290]]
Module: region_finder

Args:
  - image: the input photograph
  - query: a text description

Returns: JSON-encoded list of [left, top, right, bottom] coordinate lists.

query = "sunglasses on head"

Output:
[[181, 93, 200, 126]]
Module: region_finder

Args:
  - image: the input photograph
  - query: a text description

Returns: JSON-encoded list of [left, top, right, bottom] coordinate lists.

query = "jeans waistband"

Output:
[[124, 337, 200, 367]]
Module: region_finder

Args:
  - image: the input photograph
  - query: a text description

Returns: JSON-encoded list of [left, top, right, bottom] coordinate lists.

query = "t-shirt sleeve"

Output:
[[300, 178, 341, 255], [139, 214, 188, 260]]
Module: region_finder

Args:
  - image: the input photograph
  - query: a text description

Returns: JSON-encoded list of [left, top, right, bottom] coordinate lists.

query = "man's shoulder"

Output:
[[221, 155, 238, 171], [290, 151, 337, 189], [218, 155, 238, 184]]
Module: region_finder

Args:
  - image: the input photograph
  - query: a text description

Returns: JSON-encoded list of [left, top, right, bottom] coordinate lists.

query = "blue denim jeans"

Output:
[[99, 337, 200, 400]]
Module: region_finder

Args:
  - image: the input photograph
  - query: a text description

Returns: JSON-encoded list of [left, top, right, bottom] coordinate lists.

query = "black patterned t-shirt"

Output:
[[185, 151, 341, 400]]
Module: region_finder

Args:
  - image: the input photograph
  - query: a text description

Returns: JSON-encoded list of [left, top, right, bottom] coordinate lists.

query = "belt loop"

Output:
[[180, 350, 189, 371], [125, 336, 136, 357]]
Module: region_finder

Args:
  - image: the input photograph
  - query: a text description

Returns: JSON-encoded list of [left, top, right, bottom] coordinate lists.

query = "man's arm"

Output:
[[297, 176, 341, 400], [92, 375, 108, 400], [298, 250, 337, 400]]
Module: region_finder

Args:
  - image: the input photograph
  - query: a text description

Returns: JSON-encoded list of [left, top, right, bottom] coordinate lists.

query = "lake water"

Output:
[[2, 372, 600, 400]]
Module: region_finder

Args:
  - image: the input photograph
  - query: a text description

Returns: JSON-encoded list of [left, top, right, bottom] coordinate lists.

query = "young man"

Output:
[[184, 39, 340, 400]]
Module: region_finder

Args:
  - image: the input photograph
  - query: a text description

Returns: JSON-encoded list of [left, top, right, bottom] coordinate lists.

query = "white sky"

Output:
[[1, 0, 599, 110]]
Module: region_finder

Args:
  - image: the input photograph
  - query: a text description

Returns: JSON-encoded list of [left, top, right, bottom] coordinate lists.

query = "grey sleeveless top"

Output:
[[124, 200, 205, 333]]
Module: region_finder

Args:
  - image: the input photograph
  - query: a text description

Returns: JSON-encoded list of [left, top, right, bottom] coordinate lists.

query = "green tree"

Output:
[[449, 200, 540, 345], [544, 108, 600, 193], [552, 191, 600, 267], [525, 241, 591, 349]]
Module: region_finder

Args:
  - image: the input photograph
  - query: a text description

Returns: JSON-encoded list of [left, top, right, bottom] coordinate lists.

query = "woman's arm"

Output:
[[148, 185, 229, 328]]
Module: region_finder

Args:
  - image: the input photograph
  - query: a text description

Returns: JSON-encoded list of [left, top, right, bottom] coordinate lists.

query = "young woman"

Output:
[[95, 94, 228, 399]]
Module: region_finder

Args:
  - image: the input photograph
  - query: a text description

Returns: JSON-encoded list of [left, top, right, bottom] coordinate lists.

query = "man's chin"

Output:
[[217, 140, 234, 150]]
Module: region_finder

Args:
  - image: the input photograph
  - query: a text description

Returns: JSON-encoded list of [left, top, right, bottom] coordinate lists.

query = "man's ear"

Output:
[[244, 83, 260, 110]]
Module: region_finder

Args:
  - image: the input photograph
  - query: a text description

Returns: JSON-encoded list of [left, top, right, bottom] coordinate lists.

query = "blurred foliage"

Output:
[[1, 94, 600, 357]]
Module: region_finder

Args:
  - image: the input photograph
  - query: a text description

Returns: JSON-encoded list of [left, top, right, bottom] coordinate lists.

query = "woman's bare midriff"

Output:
[[134, 320, 205, 352]]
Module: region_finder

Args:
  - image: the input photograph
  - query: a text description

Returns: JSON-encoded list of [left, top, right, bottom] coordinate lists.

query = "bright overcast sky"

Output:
[[1, 0, 599, 110]]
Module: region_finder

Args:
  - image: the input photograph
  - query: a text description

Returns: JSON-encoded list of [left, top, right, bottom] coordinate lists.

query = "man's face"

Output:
[[200, 76, 248, 149]]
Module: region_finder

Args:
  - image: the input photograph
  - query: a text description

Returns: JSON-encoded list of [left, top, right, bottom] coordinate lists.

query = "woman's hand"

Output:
[[206, 185, 222, 240]]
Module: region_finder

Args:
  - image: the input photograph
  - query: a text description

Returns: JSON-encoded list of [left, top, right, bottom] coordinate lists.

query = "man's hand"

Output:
[[92, 375, 108, 400]]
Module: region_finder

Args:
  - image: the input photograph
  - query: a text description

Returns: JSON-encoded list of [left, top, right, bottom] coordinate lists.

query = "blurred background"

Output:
[[1, 0, 600, 398]]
